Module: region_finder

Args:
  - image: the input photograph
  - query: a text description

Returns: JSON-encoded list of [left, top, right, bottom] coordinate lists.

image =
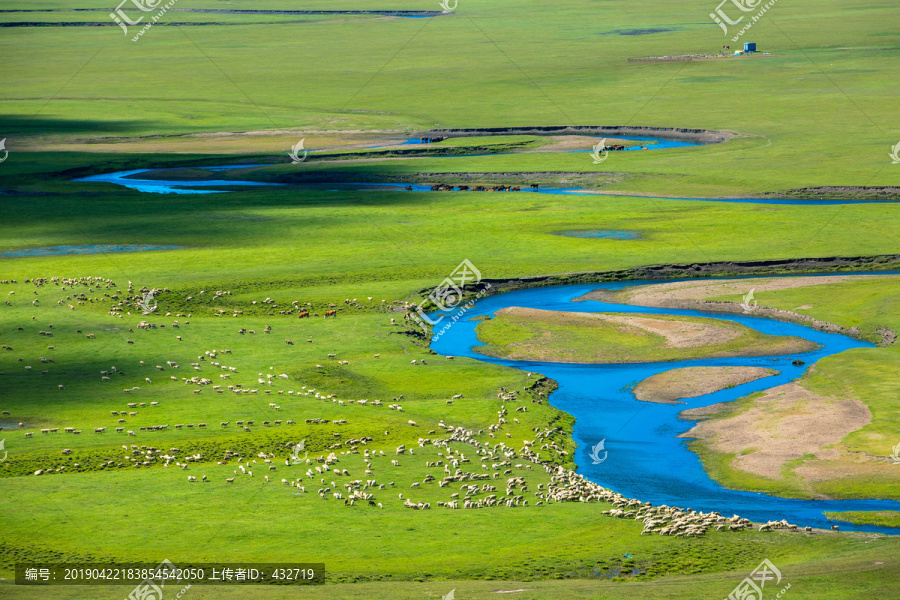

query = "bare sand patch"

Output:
[[595, 313, 739, 348], [633, 366, 778, 403], [680, 382, 871, 480]]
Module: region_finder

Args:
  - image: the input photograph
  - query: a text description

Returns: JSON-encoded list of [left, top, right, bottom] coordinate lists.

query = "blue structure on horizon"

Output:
[[744, 42, 757, 52]]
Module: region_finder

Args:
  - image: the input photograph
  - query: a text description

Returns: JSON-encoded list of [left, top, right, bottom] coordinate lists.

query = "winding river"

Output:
[[75, 135, 897, 204], [428, 278, 900, 534], [71, 141, 900, 532]]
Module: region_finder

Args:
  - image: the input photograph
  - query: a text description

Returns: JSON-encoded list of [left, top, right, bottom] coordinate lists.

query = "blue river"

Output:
[[428, 279, 900, 534], [75, 148, 897, 205]]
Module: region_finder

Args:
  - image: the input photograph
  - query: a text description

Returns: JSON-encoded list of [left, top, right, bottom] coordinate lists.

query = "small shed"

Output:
[[743, 42, 757, 53]]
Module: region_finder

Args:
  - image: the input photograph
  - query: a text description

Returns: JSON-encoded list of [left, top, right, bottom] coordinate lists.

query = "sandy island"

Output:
[[633, 366, 778, 403], [475, 307, 816, 364]]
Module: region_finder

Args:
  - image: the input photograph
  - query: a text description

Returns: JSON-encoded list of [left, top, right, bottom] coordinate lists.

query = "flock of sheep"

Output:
[[2, 275, 811, 537]]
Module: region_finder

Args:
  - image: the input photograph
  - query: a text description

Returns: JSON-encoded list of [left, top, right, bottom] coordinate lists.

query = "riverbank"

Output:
[[574, 273, 899, 346], [412, 125, 736, 144], [440, 256, 900, 344]]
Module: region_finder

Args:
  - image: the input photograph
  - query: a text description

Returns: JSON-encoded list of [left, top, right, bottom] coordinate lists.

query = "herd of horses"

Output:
[[404, 183, 542, 192]]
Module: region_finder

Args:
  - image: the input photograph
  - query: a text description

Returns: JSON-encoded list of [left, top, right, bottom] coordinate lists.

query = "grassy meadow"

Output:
[[1, 0, 899, 598]]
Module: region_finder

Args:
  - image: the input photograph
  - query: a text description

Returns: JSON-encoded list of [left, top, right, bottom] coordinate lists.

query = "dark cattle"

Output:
[[457, 185, 470, 191], [530, 183, 539, 190], [405, 186, 413, 191]]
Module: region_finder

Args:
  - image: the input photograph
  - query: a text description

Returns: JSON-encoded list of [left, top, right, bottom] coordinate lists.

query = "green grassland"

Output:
[[2, 0, 900, 196], [825, 511, 900, 529], [2, 0, 900, 597], [474, 309, 816, 363]]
